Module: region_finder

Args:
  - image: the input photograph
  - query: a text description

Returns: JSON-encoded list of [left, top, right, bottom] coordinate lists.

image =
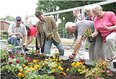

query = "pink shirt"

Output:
[[94, 11, 116, 42], [28, 25, 37, 37]]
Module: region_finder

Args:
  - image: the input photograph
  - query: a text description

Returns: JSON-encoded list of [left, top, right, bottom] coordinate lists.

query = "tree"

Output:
[[0, 16, 15, 21], [102, 2, 116, 13]]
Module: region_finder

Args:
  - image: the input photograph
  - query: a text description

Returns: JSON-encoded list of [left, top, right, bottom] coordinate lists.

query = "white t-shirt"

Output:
[[8, 22, 27, 37]]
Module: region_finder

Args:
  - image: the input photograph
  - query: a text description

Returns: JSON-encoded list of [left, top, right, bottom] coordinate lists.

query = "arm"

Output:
[[26, 36, 34, 47], [8, 32, 19, 36], [9, 32, 23, 39], [73, 36, 82, 55], [69, 36, 83, 59], [105, 25, 116, 30], [17, 32, 23, 39], [91, 28, 99, 38], [20, 25, 27, 46], [20, 35, 27, 46]]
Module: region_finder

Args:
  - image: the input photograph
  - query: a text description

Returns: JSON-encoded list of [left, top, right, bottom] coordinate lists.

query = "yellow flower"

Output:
[[58, 66, 63, 71], [66, 68, 69, 71], [78, 69, 81, 72], [51, 69, 55, 72], [34, 65, 40, 69], [24, 70, 29, 74], [50, 64, 57, 69], [62, 72, 66, 76], [30, 67, 35, 71], [20, 68, 23, 73], [75, 62, 82, 67], [51, 66, 56, 69], [33, 59, 37, 63], [25, 66, 29, 69], [71, 62, 75, 67]]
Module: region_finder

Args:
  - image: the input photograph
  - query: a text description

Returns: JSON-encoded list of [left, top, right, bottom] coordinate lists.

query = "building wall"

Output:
[[0, 20, 10, 32]]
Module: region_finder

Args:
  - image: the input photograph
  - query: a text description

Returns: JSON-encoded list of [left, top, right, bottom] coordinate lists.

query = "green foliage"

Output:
[[0, 49, 8, 60], [102, 3, 116, 13], [0, 31, 8, 39], [35, 74, 55, 79], [0, 15, 15, 21], [85, 59, 113, 79]]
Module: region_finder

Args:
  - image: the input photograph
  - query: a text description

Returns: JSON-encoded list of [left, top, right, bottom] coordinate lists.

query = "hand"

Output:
[[69, 53, 76, 59], [18, 32, 22, 36], [104, 26, 113, 30], [103, 24, 112, 30], [15, 33, 19, 35], [91, 33, 96, 38], [17, 32, 23, 39], [20, 45, 23, 49]]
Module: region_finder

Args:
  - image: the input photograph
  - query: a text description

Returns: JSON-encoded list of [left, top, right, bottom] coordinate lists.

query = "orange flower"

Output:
[[22, 64, 26, 68], [18, 72, 24, 77], [18, 72, 22, 77]]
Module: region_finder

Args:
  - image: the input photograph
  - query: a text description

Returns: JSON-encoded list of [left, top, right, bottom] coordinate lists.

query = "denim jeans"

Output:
[[44, 39, 64, 55], [8, 36, 20, 46]]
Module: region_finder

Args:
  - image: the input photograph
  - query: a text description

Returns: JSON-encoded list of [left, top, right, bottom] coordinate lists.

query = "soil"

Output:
[[1, 70, 18, 79]]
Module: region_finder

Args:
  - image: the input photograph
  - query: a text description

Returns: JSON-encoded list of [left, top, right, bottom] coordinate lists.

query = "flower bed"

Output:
[[0, 45, 116, 79]]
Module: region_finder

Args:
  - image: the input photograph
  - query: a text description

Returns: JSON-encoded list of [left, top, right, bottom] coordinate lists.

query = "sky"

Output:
[[0, 0, 38, 19]]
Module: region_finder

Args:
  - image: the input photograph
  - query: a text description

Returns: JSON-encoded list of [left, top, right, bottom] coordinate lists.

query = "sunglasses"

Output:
[[16, 20, 21, 22]]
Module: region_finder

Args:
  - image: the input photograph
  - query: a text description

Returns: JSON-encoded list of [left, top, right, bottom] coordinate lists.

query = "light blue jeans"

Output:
[[44, 39, 64, 55], [8, 36, 20, 46]]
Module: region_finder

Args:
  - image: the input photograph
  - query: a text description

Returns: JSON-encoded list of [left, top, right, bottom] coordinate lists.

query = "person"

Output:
[[84, 5, 104, 59], [35, 11, 64, 55], [25, 25, 37, 47], [72, 8, 84, 49], [84, 5, 95, 21], [92, 4, 116, 61], [8, 16, 27, 48], [72, 8, 84, 23], [65, 20, 94, 60]]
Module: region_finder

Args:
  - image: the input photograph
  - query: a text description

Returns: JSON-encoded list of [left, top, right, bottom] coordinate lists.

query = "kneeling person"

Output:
[[8, 16, 27, 47], [65, 20, 94, 59]]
